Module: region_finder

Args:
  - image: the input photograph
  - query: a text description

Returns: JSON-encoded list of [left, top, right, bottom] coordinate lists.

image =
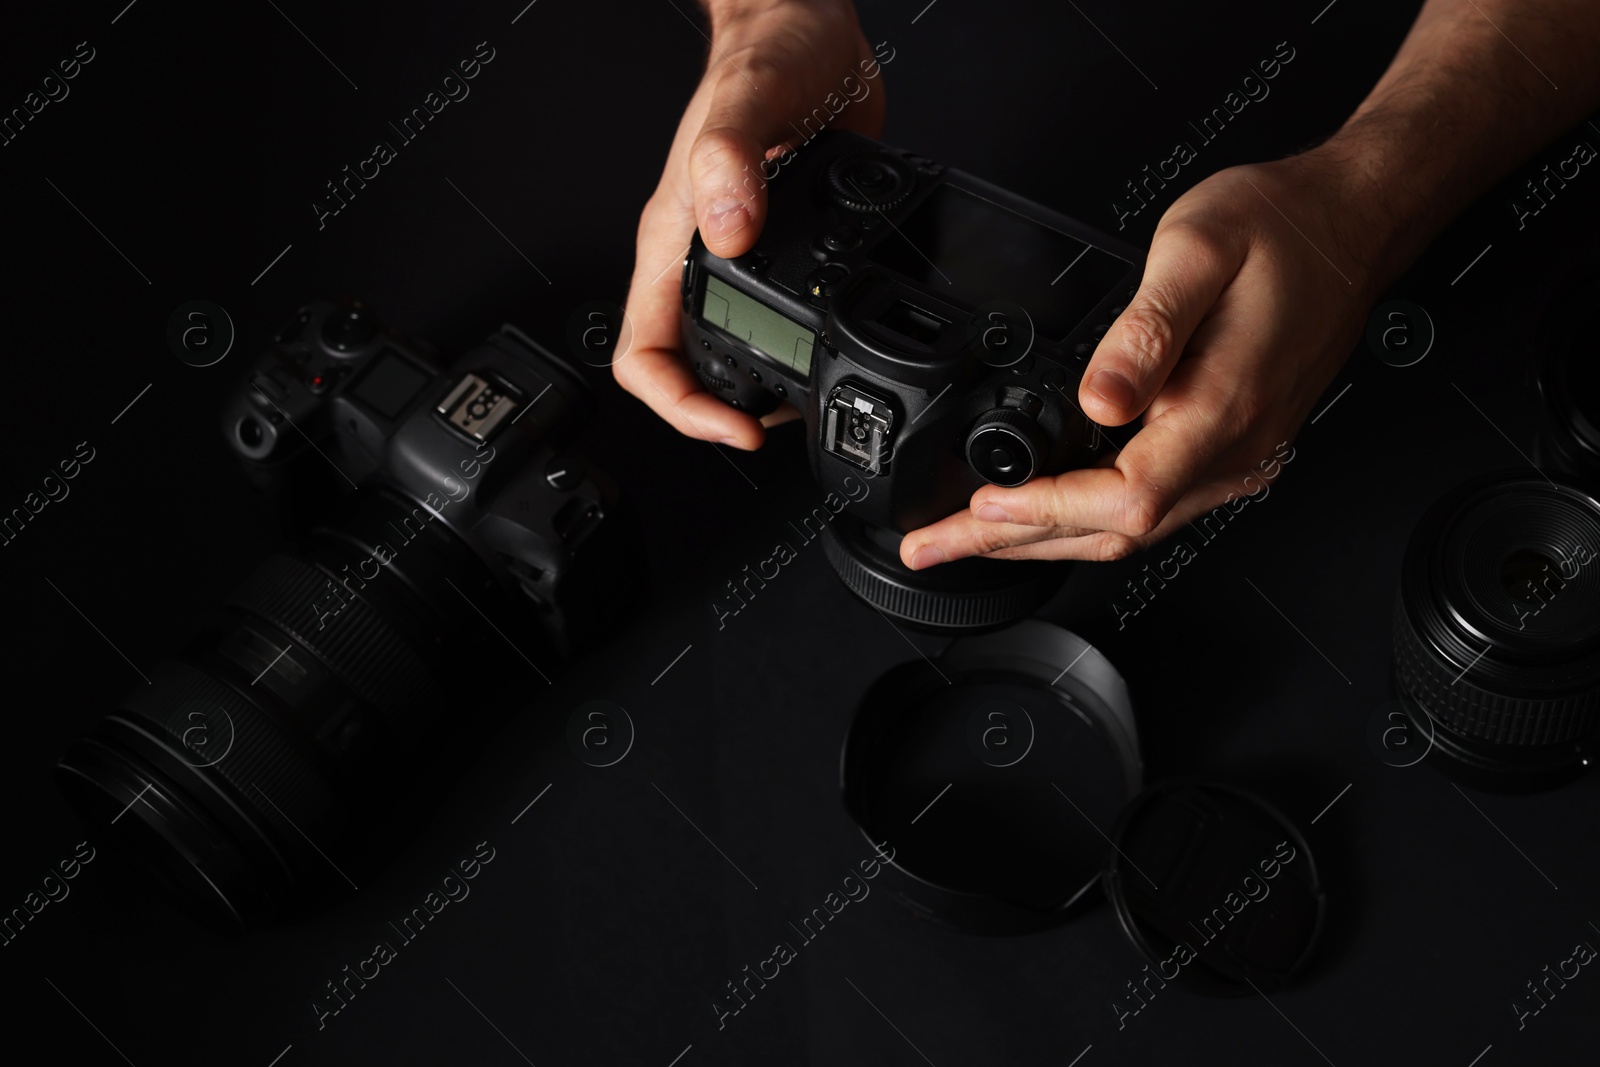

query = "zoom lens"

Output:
[[1392, 471, 1600, 787], [54, 487, 533, 932]]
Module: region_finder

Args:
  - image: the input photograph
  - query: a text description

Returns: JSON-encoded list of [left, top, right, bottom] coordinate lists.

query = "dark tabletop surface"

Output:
[[3, 1, 1599, 1065]]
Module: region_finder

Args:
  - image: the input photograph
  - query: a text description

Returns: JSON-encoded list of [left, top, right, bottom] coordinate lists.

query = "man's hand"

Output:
[[615, 0, 884, 449], [899, 152, 1379, 569], [900, 0, 1600, 571]]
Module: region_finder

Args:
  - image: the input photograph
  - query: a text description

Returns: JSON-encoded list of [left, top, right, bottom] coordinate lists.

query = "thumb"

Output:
[[1080, 220, 1239, 426], [688, 68, 803, 259]]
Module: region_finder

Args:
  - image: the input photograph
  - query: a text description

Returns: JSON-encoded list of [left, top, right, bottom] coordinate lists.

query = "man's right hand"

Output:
[[615, 0, 885, 449]]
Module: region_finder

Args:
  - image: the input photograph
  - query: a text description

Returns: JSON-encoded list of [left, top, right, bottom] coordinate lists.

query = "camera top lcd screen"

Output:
[[700, 274, 815, 376], [868, 184, 1132, 342], [349, 347, 432, 419]]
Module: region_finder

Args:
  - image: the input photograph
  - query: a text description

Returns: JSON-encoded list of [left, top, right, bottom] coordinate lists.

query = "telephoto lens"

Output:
[[1392, 471, 1600, 789], [54, 303, 639, 932]]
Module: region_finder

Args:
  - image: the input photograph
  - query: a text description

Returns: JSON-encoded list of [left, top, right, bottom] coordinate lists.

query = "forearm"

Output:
[[700, 0, 856, 33], [1301, 0, 1600, 288]]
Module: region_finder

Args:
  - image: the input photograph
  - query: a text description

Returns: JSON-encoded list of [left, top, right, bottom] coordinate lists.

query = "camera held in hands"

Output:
[[681, 130, 1144, 630], [55, 300, 638, 932]]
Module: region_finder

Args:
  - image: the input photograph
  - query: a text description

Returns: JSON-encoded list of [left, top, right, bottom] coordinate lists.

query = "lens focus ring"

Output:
[[1393, 596, 1600, 746], [227, 552, 445, 743]]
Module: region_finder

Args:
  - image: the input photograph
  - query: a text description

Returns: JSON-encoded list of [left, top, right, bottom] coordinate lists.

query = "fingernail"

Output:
[[1088, 369, 1136, 412], [976, 502, 1011, 523], [910, 544, 946, 570], [704, 198, 748, 239], [717, 436, 739, 446]]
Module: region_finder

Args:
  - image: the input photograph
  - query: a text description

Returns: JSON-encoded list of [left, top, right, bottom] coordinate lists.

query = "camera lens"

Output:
[[55, 484, 547, 932], [822, 513, 1068, 632], [1392, 471, 1600, 786]]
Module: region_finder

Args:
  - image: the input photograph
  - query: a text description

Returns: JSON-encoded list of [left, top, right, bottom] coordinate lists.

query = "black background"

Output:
[[3, 1, 1599, 1065]]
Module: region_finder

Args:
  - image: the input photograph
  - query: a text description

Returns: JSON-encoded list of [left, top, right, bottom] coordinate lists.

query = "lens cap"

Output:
[[1106, 780, 1324, 996], [841, 621, 1326, 992]]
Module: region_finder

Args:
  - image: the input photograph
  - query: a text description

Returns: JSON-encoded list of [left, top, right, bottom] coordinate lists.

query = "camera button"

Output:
[[1042, 367, 1067, 392], [774, 384, 788, 398], [700, 339, 712, 350], [724, 354, 738, 368], [807, 264, 850, 298], [749, 369, 762, 383], [823, 228, 861, 253], [1073, 342, 1094, 359]]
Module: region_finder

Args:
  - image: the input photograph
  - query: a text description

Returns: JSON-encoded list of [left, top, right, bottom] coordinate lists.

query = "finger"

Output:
[[689, 62, 814, 259], [899, 509, 1101, 570], [969, 403, 1237, 539], [968, 463, 1277, 565], [615, 192, 764, 448], [759, 402, 801, 429], [1080, 219, 1242, 426], [981, 531, 1140, 563]]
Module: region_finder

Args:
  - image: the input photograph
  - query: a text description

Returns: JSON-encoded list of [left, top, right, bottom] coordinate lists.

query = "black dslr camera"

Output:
[[681, 130, 1143, 629], [55, 301, 637, 931]]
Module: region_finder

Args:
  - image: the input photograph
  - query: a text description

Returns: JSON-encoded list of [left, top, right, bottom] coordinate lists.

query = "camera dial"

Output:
[[321, 304, 378, 353], [967, 409, 1048, 487], [827, 154, 913, 212]]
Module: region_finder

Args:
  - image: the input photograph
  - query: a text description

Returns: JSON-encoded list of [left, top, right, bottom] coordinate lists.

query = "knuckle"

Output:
[[1164, 214, 1232, 260], [611, 352, 644, 390], [969, 523, 1018, 556], [1117, 479, 1169, 538], [1095, 534, 1139, 562], [1114, 305, 1177, 376], [688, 126, 747, 183]]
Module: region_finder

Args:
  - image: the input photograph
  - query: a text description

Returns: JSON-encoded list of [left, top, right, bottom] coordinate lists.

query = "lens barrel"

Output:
[[1392, 471, 1600, 785], [55, 485, 527, 931]]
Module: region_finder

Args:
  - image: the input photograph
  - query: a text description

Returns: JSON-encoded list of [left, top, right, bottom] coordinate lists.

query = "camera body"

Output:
[[53, 301, 641, 931], [681, 130, 1144, 532], [222, 299, 627, 657]]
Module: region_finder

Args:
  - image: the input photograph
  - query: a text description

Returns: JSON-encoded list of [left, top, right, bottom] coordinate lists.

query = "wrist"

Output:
[[1285, 131, 1438, 301]]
